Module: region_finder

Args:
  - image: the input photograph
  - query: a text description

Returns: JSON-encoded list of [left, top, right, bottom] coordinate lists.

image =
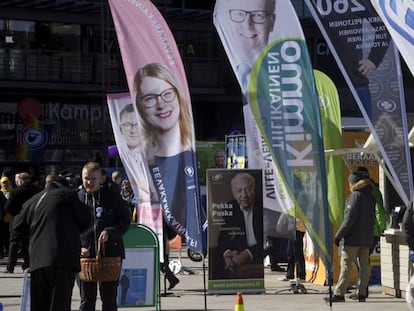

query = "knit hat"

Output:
[[348, 171, 365, 185], [357, 166, 370, 178]]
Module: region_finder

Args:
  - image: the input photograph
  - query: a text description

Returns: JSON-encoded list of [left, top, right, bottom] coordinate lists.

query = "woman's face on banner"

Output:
[[138, 76, 180, 133]]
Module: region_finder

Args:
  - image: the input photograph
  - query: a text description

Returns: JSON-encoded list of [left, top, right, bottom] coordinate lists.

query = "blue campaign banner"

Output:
[[305, 0, 413, 206], [371, 0, 414, 76]]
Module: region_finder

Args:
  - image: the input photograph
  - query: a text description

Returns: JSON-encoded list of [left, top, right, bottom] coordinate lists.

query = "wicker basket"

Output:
[[79, 242, 121, 282]]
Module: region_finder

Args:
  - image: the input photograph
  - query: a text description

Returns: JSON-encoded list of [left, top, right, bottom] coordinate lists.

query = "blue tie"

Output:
[[237, 63, 251, 92]]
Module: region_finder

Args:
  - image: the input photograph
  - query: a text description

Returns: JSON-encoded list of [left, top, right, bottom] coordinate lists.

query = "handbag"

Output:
[[79, 241, 122, 282]]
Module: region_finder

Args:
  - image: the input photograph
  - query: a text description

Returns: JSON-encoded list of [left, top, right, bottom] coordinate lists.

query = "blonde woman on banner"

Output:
[[133, 62, 196, 236], [108, 0, 204, 254]]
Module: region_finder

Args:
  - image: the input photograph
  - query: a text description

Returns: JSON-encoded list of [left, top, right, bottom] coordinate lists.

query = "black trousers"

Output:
[[0, 220, 4, 256], [79, 279, 119, 311], [286, 230, 306, 280], [31, 266, 76, 311], [263, 236, 281, 269], [7, 231, 29, 270]]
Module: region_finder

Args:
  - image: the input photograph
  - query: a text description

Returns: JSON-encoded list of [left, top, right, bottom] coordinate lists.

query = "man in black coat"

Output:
[[5, 172, 40, 273], [213, 172, 263, 279], [77, 162, 130, 311], [15, 175, 91, 311]]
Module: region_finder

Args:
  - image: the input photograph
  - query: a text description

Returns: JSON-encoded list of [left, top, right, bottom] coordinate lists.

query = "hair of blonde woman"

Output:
[[133, 62, 194, 161]]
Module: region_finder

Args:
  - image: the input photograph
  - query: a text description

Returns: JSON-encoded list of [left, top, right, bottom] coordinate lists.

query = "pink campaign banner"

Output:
[[106, 92, 164, 250], [108, 0, 204, 253]]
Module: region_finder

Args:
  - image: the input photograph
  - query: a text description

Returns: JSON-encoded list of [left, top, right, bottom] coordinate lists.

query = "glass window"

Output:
[[5, 20, 36, 50], [175, 30, 218, 58]]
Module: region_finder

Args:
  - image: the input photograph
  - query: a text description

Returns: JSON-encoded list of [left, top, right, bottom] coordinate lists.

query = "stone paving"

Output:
[[0, 250, 409, 311]]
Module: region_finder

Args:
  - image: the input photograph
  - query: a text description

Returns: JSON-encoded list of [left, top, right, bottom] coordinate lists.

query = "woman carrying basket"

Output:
[[77, 162, 130, 311]]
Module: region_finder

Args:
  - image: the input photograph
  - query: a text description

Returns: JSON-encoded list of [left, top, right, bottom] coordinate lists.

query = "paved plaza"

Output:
[[0, 250, 409, 311]]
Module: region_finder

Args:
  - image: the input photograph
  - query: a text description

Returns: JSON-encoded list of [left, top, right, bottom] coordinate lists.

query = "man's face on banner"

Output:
[[231, 175, 255, 209], [226, 0, 275, 64], [120, 109, 140, 150]]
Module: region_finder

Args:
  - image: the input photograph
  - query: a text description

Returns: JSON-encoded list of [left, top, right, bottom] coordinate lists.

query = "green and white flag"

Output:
[[214, 0, 332, 269]]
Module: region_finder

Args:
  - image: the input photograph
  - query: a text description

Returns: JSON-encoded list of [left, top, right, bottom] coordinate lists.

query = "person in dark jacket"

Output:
[[0, 190, 6, 258], [329, 171, 376, 303], [15, 175, 91, 311], [403, 202, 414, 258], [77, 162, 130, 311], [4, 172, 40, 273]]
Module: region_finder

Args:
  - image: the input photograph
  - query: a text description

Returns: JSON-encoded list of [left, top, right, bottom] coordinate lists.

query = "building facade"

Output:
[[0, 0, 413, 177]]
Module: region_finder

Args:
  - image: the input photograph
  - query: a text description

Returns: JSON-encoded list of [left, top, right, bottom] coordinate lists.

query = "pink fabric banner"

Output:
[[108, 0, 204, 253], [107, 92, 164, 253]]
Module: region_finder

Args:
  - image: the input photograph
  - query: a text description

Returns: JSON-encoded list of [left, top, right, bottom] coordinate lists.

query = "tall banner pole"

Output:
[[214, 0, 332, 281], [305, 0, 413, 206], [108, 0, 204, 254]]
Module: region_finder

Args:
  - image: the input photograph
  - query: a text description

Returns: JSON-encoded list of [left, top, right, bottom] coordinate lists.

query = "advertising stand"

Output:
[[119, 224, 160, 310], [207, 169, 265, 294]]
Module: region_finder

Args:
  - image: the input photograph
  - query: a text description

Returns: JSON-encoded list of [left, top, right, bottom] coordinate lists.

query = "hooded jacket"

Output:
[[335, 179, 376, 247]]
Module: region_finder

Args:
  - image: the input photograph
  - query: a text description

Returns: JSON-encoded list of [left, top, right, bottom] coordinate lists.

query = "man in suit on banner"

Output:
[[213, 172, 263, 279], [214, 0, 276, 94]]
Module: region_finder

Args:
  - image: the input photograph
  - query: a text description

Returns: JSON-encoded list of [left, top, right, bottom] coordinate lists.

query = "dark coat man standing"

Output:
[[15, 176, 91, 311]]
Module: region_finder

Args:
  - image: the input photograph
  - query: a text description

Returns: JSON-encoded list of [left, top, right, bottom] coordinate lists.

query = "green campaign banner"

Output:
[[196, 141, 226, 186], [314, 70, 344, 229]]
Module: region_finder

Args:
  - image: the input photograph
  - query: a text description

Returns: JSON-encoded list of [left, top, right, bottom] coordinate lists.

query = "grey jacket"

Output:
[[335, 179, 375, 247], [403, 204, 414, 250]]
